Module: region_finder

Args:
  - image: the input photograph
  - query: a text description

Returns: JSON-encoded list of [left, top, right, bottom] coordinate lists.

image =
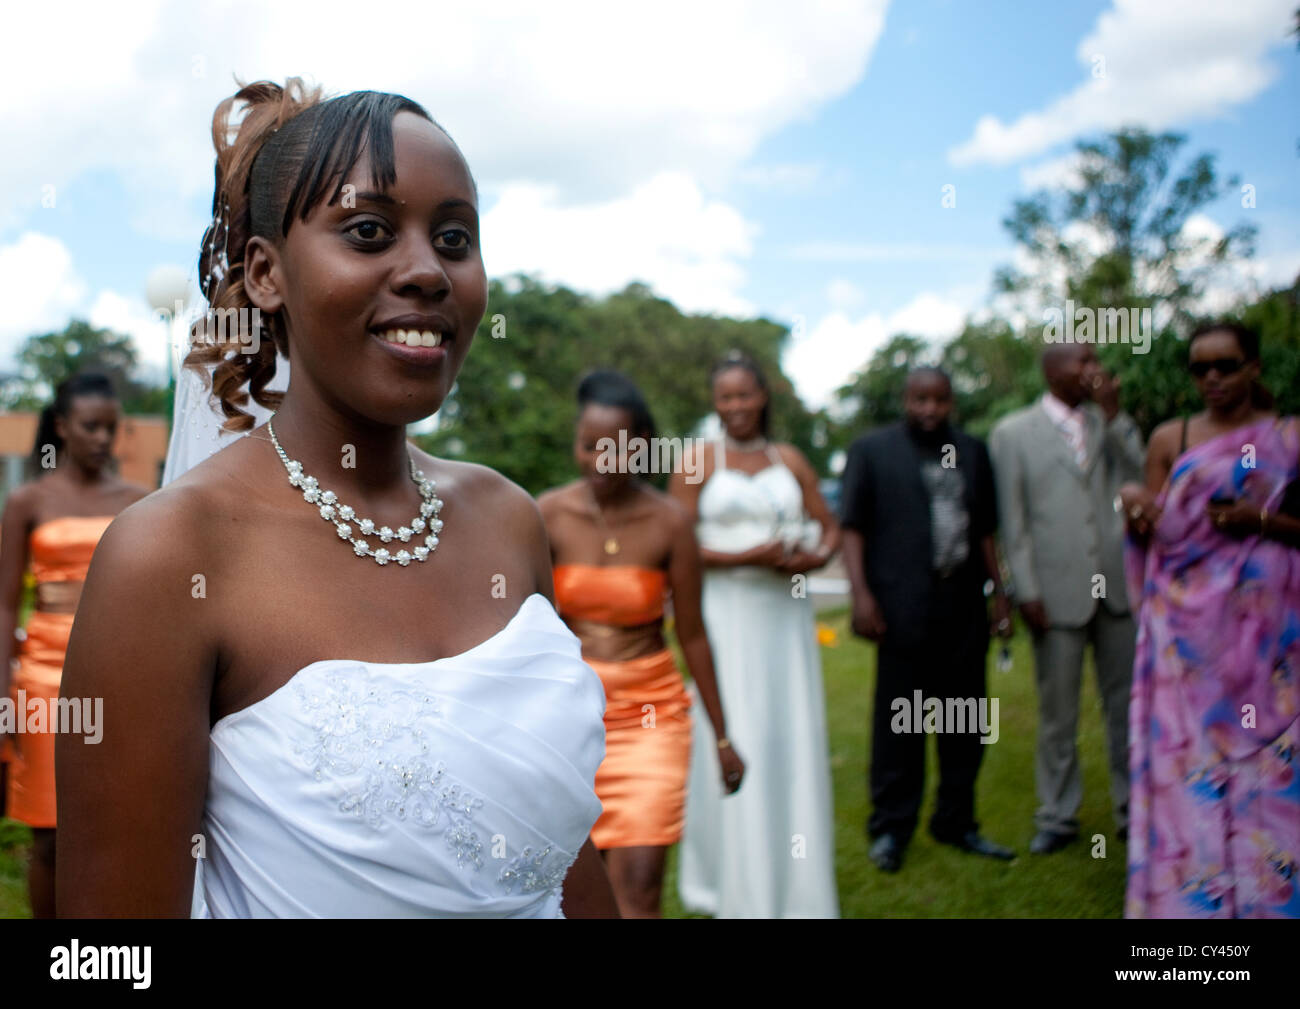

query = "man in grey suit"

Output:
[[989, 343, 1145, 854]]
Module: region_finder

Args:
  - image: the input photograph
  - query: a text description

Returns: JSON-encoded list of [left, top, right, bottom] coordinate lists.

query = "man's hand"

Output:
[[1018, 599, 1049, 636], [1119, 482, 1162, 538], [1086, 369, 1121, 422], [990, 592, 1014, 639], [851, 592, 887, 642]]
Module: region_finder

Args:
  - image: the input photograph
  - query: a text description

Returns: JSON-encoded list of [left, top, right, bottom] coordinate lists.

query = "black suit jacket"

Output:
[[840, 422, 997, 649]]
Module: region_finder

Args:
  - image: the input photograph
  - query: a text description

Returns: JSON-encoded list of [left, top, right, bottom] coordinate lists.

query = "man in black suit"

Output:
[[841, 368, 1015, 872]]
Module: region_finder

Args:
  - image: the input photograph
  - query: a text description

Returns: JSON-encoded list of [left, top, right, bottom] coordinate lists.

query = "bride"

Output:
[[54, 79, 617, 918]]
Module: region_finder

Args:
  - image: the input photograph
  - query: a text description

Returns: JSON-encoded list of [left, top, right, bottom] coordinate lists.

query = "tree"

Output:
[[940, 319, 1041, 439], [1, 319, 168, 416], [990, 128, 1262, 435], [414, 276, 822, 494], [996, 128, 1255, 328], [831, 334, 931, 437]]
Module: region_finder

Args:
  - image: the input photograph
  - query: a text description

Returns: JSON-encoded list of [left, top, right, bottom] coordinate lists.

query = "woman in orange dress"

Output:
[[0, 373, 149, 917], [539, 370, 745, 918]]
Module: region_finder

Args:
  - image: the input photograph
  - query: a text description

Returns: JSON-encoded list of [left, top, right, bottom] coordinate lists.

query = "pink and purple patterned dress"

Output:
[[1125, 416, 1300, 918]]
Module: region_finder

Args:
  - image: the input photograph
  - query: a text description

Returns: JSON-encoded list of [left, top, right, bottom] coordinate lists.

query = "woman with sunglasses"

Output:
[[1118, 320, 1300, 918]]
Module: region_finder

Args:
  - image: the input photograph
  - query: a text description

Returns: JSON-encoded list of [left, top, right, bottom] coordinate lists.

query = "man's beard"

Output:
[[907, 418, 951, 445]]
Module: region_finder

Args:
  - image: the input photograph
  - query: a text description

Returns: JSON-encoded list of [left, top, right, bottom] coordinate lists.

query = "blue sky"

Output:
[[2, 0, 1295, 409]]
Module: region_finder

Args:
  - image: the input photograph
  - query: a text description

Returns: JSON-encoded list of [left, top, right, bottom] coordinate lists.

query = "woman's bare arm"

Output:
[[56, 491, 216, 917], [777, 443, 840, 570], [560, 837, 620, 918], [0, 485, 34, 715], [1145, 420, 1179, 494], [665, 497, 727, 742]]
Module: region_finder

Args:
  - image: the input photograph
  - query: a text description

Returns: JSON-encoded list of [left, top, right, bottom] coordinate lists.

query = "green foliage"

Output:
[[1, 319, 168, 416], [415, 277, 820, 494], [998, 128, 1254, 324], [941, 320, 1042, 439], [832, 334, 930, 440]]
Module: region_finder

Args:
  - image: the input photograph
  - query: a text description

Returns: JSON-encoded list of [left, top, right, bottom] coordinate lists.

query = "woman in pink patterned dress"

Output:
[[1119, 321, 1300, 918]]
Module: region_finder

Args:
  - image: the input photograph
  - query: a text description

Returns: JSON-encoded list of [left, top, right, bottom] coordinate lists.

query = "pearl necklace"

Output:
[[725, 434, 768, 453], [267, 417, 444, 567]]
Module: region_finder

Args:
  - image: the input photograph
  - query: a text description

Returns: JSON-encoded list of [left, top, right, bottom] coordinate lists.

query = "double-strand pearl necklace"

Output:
[[267, 417, 444, 567]]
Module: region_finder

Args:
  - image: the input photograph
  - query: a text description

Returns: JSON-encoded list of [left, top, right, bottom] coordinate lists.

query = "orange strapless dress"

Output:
[[4, 516, 114, 828], [553, 564, 692, 849]]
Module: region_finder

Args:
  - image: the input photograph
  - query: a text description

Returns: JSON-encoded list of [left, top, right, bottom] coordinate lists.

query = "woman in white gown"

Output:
[[670, 351, 841, 918], [54, 78, 616, 918]]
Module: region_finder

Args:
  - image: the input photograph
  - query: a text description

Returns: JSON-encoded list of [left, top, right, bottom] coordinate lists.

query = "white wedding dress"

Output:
[[677, 441, 839, 918], [191, 593, 606, 918]]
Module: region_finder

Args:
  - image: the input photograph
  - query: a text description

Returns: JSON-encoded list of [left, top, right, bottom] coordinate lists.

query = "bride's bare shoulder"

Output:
[[97, 436, 266, 575], [411, 449, 546, 543]]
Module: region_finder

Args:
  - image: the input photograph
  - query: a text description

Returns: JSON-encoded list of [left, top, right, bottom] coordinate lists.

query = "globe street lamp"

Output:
[[145, 265, 190, 425]]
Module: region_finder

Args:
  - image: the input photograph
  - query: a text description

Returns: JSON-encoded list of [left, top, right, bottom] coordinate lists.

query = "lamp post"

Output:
[[145, 265, 190, 426]]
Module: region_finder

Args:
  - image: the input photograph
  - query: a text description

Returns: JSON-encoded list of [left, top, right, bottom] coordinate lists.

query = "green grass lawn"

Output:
[[658, 606, 1126, 919], [0, 606, 1126, 918]]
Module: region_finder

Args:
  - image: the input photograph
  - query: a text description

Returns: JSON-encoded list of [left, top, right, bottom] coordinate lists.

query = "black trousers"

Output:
[[868, 575, 989, 844]]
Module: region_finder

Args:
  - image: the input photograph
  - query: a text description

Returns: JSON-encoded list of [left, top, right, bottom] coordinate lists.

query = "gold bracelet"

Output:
[[1260, 507, 1269, 536], [716, 737, 732, 750]]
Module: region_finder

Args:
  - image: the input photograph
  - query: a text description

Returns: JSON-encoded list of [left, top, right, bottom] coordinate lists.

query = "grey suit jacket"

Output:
[[989, 399, 1145, 628]]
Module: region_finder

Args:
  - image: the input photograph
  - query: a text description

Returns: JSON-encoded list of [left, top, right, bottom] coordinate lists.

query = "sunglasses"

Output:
[[1188, 358, 1245, 379]]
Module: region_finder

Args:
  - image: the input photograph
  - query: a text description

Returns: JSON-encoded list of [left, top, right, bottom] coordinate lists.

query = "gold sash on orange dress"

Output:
[[553, 564, 692, 849], [4, 516, 114, 828]]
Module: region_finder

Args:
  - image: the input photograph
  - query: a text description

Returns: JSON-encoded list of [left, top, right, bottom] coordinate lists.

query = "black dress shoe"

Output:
[[936, 830, 1016, 860], [868, 834, 904, 873], [1029, 829, 1077, 854]]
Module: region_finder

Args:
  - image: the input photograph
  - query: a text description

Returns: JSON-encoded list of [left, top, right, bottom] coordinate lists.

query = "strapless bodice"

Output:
[[553, 564, 667, 626], [696, 444, 817, 554], [28, 516, 114, 583], [193, 593, 607, 918]]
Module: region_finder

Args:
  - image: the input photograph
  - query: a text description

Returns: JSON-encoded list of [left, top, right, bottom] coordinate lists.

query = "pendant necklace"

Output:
[[267, 416, 445, 567], [588, 483, 620, 556]]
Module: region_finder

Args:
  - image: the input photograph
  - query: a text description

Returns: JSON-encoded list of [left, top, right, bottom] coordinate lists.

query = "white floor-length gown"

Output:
[[678, 441, 838, 918]]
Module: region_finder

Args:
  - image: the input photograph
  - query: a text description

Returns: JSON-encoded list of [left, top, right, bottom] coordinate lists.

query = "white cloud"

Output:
[[783, 289, 975, 408], [884, 292, 969, 338], [950, 0, 1293, 166], [0, 233, 89, 359], [826, 278, 867, 312], [2, 0, 887, 241], [737, 163, 827, 190], [1165, 213, 1300, 315], [87, 289, 176, 380], [482, 172, 758, 316], [1019, 153, 1088, 191], [0, 232, 193, 382]]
